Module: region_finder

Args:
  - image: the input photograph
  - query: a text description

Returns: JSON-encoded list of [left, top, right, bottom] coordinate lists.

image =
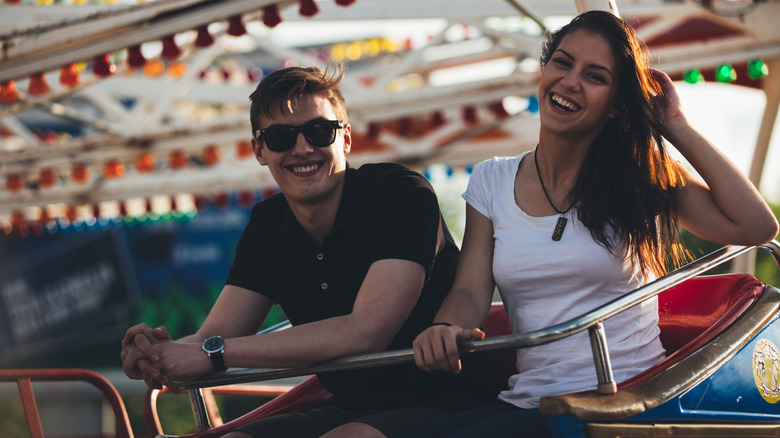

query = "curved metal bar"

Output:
[[0, 368, 135, 438], [177, 241, 780, 390], [460, 241, 778, 355]]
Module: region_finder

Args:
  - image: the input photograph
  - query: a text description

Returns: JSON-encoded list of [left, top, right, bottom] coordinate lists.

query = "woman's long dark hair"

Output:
[[541, 11, 687, 277]]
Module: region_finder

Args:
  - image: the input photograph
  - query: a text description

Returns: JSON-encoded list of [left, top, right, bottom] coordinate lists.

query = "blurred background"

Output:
[[1, 0, 779, 436]]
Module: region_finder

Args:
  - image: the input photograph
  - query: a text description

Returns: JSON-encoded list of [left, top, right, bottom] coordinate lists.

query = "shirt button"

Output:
[[321, 282, 328, 290], [316, 253, 324, 261]]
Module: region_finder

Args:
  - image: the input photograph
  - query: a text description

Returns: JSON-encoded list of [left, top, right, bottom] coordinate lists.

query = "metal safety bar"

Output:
[[188, 388, 210, 432], [588, 322, 616, 394], [176, 240, 780, 429]]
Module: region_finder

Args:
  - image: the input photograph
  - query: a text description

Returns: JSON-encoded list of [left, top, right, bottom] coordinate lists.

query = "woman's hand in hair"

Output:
[[413, 325, 485, 374], [650, 68, 689, 144]]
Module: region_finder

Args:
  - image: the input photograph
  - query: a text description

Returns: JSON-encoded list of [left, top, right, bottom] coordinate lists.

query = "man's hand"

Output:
[[153, 340, 214, 392], [120, 323, 172, 389]]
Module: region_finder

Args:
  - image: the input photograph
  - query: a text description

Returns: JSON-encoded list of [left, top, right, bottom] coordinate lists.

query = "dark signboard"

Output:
[[0, 202, 289, 367], [0, 230, 139, 362]]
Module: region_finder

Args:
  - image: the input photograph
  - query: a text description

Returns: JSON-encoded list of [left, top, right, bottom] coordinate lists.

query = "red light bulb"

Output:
[[194, 195, 207, 211], [237, 189, 256, 207], [71, 163, 91, 183], [202, 145, 221, 166], [28, 72, 51, 95], [39, 168, 57, 188], [5, 173, 24, 192], [398, 117, 414, 137], [236, 140, 254, 159], [195, 25, 215, 47], [0, 80, 20, 105], [430, 111, 445, 128], [161, 35, 181, 60], [135, 153, 155, 173], [59, 63, 81, 87], [92, 54, 116, 77], [262, 5, 282, 28], [299, 0, 319, 16], [490, 101, 510, 119], [127, 45, 147, 68], [367, 122, 381, 140], [462, 106, 478, 124], [103, 159, 125, 179], [227, 15, 247, 36], [169, 149, 188, 169], [213, 193, 230, 209]]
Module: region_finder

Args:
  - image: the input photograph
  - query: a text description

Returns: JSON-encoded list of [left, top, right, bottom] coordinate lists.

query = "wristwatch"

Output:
[[202, 335, 226, 372]]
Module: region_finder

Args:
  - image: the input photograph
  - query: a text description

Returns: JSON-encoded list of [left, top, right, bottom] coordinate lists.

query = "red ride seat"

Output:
[[480, 303, 516, 384], [619, 273, 763, 389]]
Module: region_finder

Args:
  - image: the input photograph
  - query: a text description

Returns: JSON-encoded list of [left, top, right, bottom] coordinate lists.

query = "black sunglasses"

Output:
[[255, 119, 345, 152]]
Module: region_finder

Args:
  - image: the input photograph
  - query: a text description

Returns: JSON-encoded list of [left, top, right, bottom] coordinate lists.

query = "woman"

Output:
[[402, 10, 778, 438]]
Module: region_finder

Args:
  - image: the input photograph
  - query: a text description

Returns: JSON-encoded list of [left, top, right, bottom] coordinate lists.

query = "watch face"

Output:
[[203, 336, 224, 353]]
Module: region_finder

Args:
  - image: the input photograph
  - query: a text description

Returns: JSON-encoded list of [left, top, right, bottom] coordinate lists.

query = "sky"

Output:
[[675, 81, 780, 204]]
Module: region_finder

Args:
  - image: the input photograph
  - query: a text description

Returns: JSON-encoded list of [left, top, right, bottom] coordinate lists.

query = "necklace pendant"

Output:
[[552, 216, 567, 241]]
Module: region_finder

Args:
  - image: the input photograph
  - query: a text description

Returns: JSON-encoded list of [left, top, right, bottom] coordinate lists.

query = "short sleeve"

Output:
[[225, 201, 280, 302], [368, 169, 441, 277], [462, 159, 495, 221]]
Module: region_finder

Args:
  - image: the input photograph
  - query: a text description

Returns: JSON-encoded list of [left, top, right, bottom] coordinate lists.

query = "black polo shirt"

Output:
[[227, 163, 498, 410]]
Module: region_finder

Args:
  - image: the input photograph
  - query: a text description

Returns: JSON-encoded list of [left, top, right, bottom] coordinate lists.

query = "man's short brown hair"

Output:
[[249, 66, 347, 136]]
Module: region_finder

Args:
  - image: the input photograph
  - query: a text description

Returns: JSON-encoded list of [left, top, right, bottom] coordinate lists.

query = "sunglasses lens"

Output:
[[260, 121, 341, 152], [303, 122, 337, 147], [264, 127, 296, 152]]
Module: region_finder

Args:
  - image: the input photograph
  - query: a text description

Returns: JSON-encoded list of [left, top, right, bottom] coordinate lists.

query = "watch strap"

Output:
[[208, 350, 226, 372]]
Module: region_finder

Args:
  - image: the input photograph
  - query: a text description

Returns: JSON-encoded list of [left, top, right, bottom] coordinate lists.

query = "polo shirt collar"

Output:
[[332, 165, 358, 233], [280, 164, 358, 243]]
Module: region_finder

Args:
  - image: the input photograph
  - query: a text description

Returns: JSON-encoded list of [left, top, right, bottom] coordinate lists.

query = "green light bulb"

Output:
[[684, 70, 703, 84], [716, 64, 736, 83], [748, 59, 768, 79]]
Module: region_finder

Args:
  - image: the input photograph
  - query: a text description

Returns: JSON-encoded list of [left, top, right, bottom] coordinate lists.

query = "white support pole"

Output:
[[748, 58, 780, 192], [733, 58, 780, 275], [574, 0, 620, 16]]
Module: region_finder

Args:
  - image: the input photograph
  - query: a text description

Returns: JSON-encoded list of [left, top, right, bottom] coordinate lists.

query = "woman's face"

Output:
[[538, 29, 621, 141]]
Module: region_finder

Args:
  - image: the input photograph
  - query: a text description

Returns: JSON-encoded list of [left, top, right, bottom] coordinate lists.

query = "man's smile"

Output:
[[288, 161, 323, 174]]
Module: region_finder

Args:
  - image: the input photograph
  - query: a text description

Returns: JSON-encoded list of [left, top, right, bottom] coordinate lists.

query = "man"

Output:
[[120, 66, 497, 438]]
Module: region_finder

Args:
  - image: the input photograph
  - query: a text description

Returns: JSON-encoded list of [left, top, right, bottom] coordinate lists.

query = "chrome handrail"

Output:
[[175, 240, 780, 430]]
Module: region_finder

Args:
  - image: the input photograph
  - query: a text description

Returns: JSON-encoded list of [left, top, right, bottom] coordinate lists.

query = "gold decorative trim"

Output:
[[587, 422, 780, 438]]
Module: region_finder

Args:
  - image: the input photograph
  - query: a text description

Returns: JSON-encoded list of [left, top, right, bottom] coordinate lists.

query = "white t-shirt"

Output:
[[463, 154, 666, 409]]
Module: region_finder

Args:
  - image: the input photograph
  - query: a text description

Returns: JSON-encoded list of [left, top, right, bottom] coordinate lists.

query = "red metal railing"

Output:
[[143, 383, 293, 436], [0, 368, 134, 438]]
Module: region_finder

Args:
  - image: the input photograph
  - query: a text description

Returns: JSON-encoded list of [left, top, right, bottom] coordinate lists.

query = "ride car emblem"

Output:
[[753, 339, 780, 403]]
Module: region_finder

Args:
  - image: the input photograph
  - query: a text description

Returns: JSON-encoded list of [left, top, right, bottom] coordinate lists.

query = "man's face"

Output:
[[252, 94, 351, 207]]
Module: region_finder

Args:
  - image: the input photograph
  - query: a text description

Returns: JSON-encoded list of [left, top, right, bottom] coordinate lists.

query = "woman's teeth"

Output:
[[552, 94, 579, 112]]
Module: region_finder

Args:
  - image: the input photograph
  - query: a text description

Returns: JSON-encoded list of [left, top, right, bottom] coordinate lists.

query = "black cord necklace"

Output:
[[534, 145, 573, 241]]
